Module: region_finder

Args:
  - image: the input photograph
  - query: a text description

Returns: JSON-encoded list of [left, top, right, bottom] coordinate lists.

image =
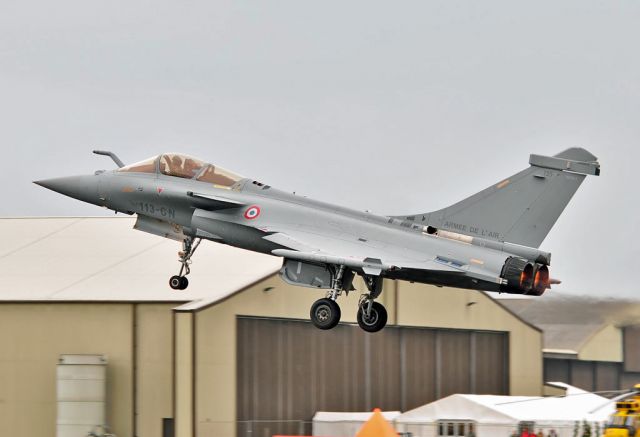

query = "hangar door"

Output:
[[237, 317, 508, 436]]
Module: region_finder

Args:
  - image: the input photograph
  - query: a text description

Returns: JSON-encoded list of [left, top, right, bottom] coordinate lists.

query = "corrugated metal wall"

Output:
[[544, 358, 640, 392], [236, 317, 508, 436], [624, 327, 640, 372]]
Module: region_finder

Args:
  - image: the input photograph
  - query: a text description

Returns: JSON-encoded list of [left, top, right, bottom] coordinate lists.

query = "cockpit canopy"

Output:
[[117, 154, 244, 188]]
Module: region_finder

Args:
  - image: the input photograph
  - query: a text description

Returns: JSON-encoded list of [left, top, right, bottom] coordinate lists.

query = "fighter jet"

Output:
[[35, 148, 600, 332]]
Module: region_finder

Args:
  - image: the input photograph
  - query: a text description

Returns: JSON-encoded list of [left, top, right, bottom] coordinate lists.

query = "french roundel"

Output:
[[244, 205, 261, 220]]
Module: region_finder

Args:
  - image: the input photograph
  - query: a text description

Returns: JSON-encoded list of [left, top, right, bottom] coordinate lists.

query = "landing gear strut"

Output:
[[169, 237, 201, 290], [310, 266, 353, 330], [356, 275, 387, 333], [357, 299, 388, 333]]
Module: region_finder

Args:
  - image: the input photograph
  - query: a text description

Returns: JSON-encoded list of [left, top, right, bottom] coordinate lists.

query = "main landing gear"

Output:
[[310, 298, 341, 330], [309, 266, 388, 333], [169, 237, 201, 290], [356, 275, 387, 333]]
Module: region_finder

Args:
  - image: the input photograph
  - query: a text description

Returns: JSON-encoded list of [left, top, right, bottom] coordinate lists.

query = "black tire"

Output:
[[357, 302, 388, 333], [169, 275, 183, 290], [179, 276, 189, 290], [310, 298, 341, 330]]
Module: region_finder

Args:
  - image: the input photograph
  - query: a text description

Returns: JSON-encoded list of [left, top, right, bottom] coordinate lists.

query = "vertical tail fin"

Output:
[[399, 148, 600, 248]]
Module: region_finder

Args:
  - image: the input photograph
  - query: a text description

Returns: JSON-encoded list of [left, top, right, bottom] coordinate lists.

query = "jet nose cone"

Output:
[[34, 175, 101, 205], [33, 179, 58, 190]]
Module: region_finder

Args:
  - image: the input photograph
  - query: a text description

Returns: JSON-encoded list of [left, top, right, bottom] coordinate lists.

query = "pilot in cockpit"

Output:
[[118, 153, 243, 188]]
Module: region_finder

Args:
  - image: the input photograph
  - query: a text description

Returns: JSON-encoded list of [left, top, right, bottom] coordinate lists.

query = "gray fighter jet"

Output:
[[35, 148, 600, 332]]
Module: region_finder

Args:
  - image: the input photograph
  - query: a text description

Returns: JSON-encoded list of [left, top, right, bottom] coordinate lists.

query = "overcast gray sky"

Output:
[[1, 1, 638, 297]]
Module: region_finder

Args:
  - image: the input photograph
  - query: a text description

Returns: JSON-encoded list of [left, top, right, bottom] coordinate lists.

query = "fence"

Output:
[[192, 420, 610, 437]]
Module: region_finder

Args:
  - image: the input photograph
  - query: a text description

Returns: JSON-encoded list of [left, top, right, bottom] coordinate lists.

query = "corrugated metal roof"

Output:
[[502, 295, 640, 352], [0, 217, 281, 302]]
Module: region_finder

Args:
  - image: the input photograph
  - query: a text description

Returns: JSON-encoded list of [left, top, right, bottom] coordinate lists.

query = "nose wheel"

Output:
[[169, 275, 189, 290], [169, 237, 201, 291]]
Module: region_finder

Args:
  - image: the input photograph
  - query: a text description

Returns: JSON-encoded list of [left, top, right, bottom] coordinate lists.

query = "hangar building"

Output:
[[504, 296, 640, 394], [0, 217, 543, 437]]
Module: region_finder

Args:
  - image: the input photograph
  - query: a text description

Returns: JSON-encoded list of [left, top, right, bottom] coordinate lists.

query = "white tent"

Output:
[[394, 384, 614, 437], [313, 411, 401, 437]]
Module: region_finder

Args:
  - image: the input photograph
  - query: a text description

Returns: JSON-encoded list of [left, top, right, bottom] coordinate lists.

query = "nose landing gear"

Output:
[[169, 275, 189, 290], [169, 237, 201, 290]]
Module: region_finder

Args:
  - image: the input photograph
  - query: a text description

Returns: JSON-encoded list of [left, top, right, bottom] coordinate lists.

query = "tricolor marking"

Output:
[[244, 205, 261, 220]]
